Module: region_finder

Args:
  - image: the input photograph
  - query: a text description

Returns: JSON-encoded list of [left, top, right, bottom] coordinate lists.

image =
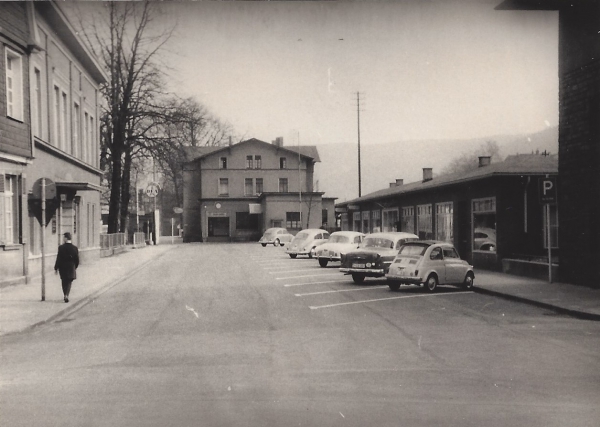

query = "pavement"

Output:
[[1, 244, 599, 337]]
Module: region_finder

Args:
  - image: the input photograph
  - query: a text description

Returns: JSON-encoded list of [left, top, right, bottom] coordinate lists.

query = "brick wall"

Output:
[[558, 59, 600, 286]]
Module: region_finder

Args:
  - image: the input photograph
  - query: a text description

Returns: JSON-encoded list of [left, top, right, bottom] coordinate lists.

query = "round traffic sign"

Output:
[[145, 183, 159, 198]]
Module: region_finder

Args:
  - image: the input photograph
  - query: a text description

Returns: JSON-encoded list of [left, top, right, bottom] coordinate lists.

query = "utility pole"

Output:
[[355, 92, 364, 197], [298, 131, 302, 228]]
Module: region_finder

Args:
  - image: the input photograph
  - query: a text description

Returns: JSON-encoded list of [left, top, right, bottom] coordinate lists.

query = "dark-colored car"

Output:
[[339, 232, 418, 283]]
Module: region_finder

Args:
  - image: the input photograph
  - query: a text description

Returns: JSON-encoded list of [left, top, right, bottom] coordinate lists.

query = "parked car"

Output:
[[315, 231, 365, 267], [474, 227, 496, 251], [340, 232, 418, 283], [286, 229, 331, 258], [386, 241, 474, 292], [259, 227, 294, 247]]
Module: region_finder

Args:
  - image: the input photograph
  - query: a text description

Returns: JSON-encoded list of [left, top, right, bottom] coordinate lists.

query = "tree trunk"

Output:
[[119, 147, 133, 233], [107, 146, 122, 234]]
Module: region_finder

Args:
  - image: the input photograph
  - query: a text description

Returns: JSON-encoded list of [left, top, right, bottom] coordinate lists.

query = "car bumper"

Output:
[[286, 250, 311, 256], [340, 267, 385, 276], [318, 256, 341, 262], [385, 275, 423, 284]]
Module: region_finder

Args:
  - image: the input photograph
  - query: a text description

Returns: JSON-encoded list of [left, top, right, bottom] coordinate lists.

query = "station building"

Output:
[[182, 138, 336, 242], [1, 2, 106, 286], [336, 154, 558, 279]]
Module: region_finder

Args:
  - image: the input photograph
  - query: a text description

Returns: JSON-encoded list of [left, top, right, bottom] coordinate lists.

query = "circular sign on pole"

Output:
[[145, 182, 159, 198]]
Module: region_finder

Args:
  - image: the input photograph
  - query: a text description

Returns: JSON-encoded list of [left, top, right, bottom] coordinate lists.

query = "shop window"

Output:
[[543, 205, 559, 249], [236, 212, 259, 230], [417, 204, 433, 239], [473, 197, 496, 252], [383, 208, 398, 232], [371, 210, 381, 232], [436, 202, 453, 242], [353, 212, 361, 232], [401, 207, 415, 234], [362, 211, 370, 233], [341, 213, 348, 231], [322, 209, 328, 227], [286, 212, 300, 229]]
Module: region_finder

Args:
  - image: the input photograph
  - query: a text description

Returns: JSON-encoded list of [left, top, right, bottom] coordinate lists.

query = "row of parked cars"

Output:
[[258, 228, 475, 293]]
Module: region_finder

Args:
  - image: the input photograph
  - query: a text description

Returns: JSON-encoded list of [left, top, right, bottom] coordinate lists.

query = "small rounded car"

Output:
[[285, 229, 331, 258], [315, 231, 365, 267], [474, 227, 496, 251], [339, 232, 419, 283], [258, 227, 294, 247], [385, 241, 474, 292]]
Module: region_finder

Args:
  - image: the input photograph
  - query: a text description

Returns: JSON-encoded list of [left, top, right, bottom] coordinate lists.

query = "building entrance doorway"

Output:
[[208, 217, 229, 237]]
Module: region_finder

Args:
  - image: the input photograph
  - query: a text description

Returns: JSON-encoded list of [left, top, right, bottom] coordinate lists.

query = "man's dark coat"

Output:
[[54, 242, 79, 280]]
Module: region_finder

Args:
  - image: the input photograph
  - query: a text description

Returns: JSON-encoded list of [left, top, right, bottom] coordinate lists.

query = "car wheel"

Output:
[[318, 259, 328, 268], [273, 239, 280, 247], [351, 273, 365, 284], [261, 243, 267, 247], [463, 272, 474, 290], [388, 282, 400, 291], [289, 254, 297, 259], [424, 274, 438, 293], [308, 247, 316, 258]]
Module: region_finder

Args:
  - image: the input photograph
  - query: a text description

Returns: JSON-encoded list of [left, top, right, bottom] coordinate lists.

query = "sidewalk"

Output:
[[474, 271, 600, 321], [0, 243, 176, 336]]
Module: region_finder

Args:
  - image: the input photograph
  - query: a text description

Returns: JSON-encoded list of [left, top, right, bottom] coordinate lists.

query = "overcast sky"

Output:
[[148, 0, 559, 148]]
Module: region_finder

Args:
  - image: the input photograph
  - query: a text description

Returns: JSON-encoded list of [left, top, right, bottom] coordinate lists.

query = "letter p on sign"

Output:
[[539, 177, 557, 204]]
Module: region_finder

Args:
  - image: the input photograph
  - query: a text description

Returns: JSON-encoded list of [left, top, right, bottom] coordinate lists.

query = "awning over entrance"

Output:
[[55, 181, 103, 192]]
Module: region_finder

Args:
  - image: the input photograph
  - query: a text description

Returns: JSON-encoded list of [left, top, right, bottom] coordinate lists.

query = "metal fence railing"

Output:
[[100, 232, 126, 250]]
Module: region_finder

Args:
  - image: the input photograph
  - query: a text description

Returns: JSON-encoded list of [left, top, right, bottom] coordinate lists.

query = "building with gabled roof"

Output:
[[336, 154, 559, 277], [182, 138, 335, 242]]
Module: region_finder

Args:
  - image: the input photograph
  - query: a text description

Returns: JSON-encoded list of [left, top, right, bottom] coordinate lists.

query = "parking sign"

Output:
[[539, 177, 557, 204]]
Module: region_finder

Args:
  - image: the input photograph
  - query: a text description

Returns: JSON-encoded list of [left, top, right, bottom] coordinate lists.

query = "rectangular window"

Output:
[[34, 68, 43, 136], [87, 203, 91, 248], [543, 205, 558, 249], [246, 155, 254, 169], [92, 204, 95, 247], [353, 212, 361, 232], [62, 92, 69, 153], [286, 212, 301, 229], [54, 86, 61, 148], [236, 212, 259, 230], [401, 207, 415, 234], [89, 115, 95, 165], [254, 155, 262, 169], [220, 157, 227, 169], [473, 197, 496, 252], [371, 210, 381, 232], [73, 103, 80, 158], [279, 178, 288, 193], [218, 178, 229, 196], [255, 178, 263, 194], [322, 209, 328, 227], [5, 48, 24, 121], [435, 202, 453, 242], [417, 204, 433, 240], [245, 178, 253, 196], [83, 112, 89, 162], [280, 157, 287, 169], [383, 208, 399, 232], [362, 211, 370, 233], [0, 175, 19, 245], [341, 213, 348, 231]]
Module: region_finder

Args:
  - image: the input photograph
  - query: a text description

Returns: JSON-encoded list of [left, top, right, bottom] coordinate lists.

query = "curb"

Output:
[[472, 287, 600, 321], [4, 246, 177, 337]]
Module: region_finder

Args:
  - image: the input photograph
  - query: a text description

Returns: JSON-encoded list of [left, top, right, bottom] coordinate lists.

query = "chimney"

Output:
[[478, 156, 491, 167], [422, 168, 433, 182], [395, 179, 404, 186], [389, 183, 395, 188], [272, 137, 284, 147], [228, 136, 232, 146]]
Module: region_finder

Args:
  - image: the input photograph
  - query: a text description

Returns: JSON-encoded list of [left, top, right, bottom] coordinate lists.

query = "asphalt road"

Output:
[[1, 243, 599, 427]]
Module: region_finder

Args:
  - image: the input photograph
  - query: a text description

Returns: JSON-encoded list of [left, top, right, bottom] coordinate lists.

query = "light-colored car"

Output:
[[474, 227, 496, 251], [386, 241, 474, 292], [315, 231, 365, 267], [340, 232, 419, 283], [286, 229, 331, 258], [259, 227, 294, 247]]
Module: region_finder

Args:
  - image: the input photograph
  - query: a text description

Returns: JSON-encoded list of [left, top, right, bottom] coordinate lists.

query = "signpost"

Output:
[[31, 178, 58, 301], [145, 183, 159, 244], [539, 176, 557, 283]]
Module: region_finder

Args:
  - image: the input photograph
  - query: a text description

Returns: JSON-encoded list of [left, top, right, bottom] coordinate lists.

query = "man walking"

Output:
[[54, 232, 79, 303]]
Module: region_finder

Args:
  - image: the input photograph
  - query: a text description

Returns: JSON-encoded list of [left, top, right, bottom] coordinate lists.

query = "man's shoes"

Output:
[[64, 296, 69, 303]]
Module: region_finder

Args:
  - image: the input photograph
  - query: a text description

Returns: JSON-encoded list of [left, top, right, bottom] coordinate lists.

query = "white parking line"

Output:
[[309, 291, 474, 310], [284, 280, 350, 287], [263, 265, 314, 270], [276, 273, 342, 280], [270, 269, 329, 274], [295, 286, 388, 296]]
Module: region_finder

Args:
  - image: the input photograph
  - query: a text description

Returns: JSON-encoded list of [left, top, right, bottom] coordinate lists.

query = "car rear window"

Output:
[[364, 238, 394, 249], [295, 232, 309, 240], [398, 244, 429, 256]]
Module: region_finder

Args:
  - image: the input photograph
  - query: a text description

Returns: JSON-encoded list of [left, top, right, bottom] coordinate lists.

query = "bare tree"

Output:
[[78, 1, 174, 233], [442, 140, 503, 175]]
